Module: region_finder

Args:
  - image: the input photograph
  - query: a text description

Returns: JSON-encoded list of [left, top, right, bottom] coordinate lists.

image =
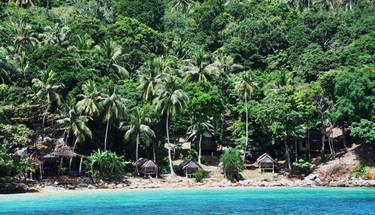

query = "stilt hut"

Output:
[[43, 144, 80, 176], [179, 159, 202, 178], [135, 158, 148, 174], [139, 160, 158, 178], [256, 153, 275, 173]]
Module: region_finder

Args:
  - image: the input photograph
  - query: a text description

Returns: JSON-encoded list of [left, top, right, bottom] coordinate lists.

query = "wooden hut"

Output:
[[256, 153, 275, 173], [136, 159, 158, 178], [179, 159, 202, 178], [43, 144, 80, 176]]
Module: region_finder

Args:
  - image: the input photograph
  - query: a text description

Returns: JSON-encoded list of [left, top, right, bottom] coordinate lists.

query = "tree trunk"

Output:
[[153, 143, 157, 163], [104, 118, 110, 151], [198, 134, 202, 164], [342, 126, 347, 151], [283, 134, 291, 172], [69, 138, 77, 171], [136, 133, 140, 161], [243, 96, 249, 163], [166, 112, 176, 176], [294, 137, 298, 161], [321, 132, 326, 160], [41, 109, 47, 141]]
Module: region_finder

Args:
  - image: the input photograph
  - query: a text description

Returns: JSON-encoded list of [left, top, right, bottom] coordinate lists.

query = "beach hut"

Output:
[[137, 159, 158, 178], [43, 144, 81, 176], [256, 153, 275, 173], [135, 158, 148, 174], [179, 159, 202, 178]]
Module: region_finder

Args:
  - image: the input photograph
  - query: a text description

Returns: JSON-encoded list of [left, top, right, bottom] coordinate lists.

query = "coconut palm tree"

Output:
[[122, 108, 155, 161], [57, 105, 92, 170], [38, 24, 71, 47], [32, 70, 64, 140], [97, 39, 129, 79], [184, 50, 219, 83], [154, 76, 188, 175], [235, 73, 256, 162], [138, 57, 169, 101], [76, 80, 103, 117], [170, 0, 191, 11], [13, 22, 39, 54], [101, 87, 127, 151], [188, 119, 213, 164]]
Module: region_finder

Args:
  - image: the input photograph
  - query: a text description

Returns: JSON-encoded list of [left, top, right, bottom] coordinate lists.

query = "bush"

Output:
[[355, 161, 366, 178], [0, 144, 32, 177], [220, 148, 243, 181], [293, 159, 313, 176], [85, 150, 124, 180], [194, 171, 204, 182]]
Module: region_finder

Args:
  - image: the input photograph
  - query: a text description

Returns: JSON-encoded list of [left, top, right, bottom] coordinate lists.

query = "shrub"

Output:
[[0, 144, 32, 177], [293, 159, 313, 176], [194, 171, 204, 182], [85, 150, 124, 180], [355, 161, 366, 178], [220, 148, 243, 181]]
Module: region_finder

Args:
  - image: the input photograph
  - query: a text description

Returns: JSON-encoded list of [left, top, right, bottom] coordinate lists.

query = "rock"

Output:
[[0, 182, 35, 194], [54, 181, 59, 185], [67, 184, 76, 190], [116, 184, 124, 189], [305, 174, 318, 181]]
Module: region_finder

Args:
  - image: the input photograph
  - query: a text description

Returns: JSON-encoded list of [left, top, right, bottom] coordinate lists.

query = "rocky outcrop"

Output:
[[0, 182, 36, 194]]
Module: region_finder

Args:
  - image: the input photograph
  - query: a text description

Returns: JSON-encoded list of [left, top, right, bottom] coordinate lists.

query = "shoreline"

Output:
[[2, 184, 375, 198]]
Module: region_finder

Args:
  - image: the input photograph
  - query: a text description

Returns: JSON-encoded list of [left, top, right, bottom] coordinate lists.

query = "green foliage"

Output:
[[0, 144, 32, 177], [350, 119, 375, 144], [220, 148, 243, 180], [194, 171, 204, 182], [293, 159, 313, 175], [355, 161, 366, 178], [85, 150, 124, 180]]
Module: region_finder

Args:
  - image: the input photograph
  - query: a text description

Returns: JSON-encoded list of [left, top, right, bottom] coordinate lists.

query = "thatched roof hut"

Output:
[[43, 144, 79, 158], [137, 159, 158, 178], [257, 153, 275, 173], [179, 159, 202, 177]]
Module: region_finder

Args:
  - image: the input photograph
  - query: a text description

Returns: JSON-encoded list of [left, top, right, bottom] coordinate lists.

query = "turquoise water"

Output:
[[1, 187, 375, 214]]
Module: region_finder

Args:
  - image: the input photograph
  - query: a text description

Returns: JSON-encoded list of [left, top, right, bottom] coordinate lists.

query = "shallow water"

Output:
[[0, 187, 375, 215]]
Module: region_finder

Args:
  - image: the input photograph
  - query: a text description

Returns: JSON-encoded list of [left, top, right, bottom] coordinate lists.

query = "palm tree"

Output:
[[154, 76, 188, 175], [184, 50, 219, 83], [32, 70, 64, 140], [57, 105, 92, 170], [39, 24, 71, 47], [138, 57, 168, 101], [76, 80, 102, 117], [235, 73, 256, 162], [97, 39, 129, 79], [101, 87, 127, 151], [13, 22, 39, 54], [188, 119, 213, 164], [170, 0, 191, 11], [122, 108, 155, 162], [211, 54, 243, 74]]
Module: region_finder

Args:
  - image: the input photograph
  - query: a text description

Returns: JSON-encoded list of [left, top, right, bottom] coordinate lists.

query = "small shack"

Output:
[[135, 158, 158, 178], [179, 159, 202, 178], [43, 144, 81, 177], [256, 153, 275, 173]]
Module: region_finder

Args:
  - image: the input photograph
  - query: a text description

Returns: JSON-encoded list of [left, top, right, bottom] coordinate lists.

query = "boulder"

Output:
[[0, 182, 35, 194]]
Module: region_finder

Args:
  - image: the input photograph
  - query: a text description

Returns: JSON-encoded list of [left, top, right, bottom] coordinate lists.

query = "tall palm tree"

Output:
[[188, 119, 213, 164], [57, 105, 92, 170], [32, 70, 64, 140], [101, 87, 127, 151], [122, 108, 155, 161], [138, 57, 168, 101], [235, 73, 256, 162], [39, 24, 71, 47], [170, 0, 191, 11], [97, 39, 129, 79], [184, 50, 219, 83], [76, 80, 102, 117], [154, 76, 188, 175]]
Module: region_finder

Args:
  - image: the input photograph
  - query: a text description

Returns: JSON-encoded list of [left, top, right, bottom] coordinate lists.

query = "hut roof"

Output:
[[15, 147, 31, 157], [179, 159, 202, 171], [140, 160, 158, 169], [326, 127, 343, 139], [135, 158, 148, 167], [256, 153, 275, 164], [43, 144, 79, 158]]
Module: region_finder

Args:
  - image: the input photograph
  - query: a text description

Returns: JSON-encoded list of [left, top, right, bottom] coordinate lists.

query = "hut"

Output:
[[179, 159, 202, 178], [256, 153, 275, 173], [135, 158, 158, 178], [43, 144, 81, 176]]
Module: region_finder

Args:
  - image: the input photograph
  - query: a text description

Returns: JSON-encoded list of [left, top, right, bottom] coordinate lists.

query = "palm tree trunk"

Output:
[[136, 133, 140, 161], [69, 138, 77, 171], [342, 125, 347, 151], [198, 134, 202, 164], [153, 143, 157, 163], [104, 118, 110, 151], [243, 97, 249, 163], [41, 109, 47, 141], [283, 133, 291, 172], [166, 112, 175, 176], [321, 131, 326, 160]]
